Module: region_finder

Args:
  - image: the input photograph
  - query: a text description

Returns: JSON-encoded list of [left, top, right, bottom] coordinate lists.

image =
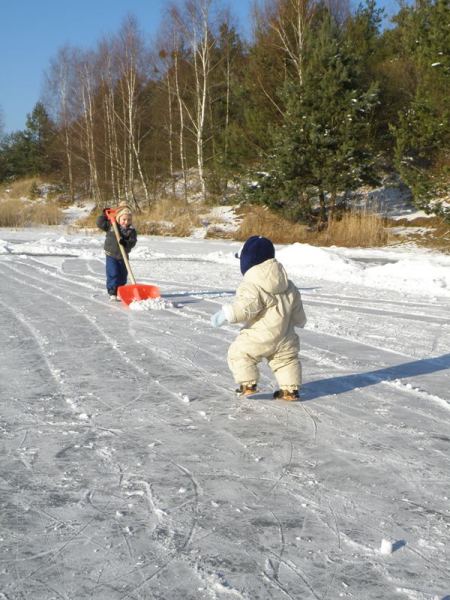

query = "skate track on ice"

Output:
[[0, 232, 449, 600]]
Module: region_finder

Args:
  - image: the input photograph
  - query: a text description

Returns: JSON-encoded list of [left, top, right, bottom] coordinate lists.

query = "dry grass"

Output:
[[321, 211, 388, 247], [0, 177, 64, 227], [61, 201, 450, 252], [75, 212, 98, 229], [235, 206, 309, 243], [0, 198, 64, 227], [235, 205, 388, 247], [0, 177, 44, 201], [76, 198, 203, 237], [135, 198, 201, 236], [386, 215, 450, 252]]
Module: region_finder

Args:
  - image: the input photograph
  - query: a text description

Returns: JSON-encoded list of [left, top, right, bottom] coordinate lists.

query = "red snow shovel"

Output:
[[105, 209, 160, 306]]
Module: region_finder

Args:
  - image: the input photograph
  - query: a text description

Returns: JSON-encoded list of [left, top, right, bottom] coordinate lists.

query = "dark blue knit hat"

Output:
[[240, 235, 275, 275]]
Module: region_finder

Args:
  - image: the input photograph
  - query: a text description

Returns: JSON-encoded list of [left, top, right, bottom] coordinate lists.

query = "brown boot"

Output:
[[236, 384, 258, 396], [273, 389, 299, 401]]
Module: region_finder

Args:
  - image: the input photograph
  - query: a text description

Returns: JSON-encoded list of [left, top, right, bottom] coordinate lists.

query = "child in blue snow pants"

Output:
[[96, 203, 137, 300]]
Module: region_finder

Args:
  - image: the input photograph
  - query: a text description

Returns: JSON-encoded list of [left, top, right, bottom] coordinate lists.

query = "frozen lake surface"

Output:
[[1, 228, 449, 600]]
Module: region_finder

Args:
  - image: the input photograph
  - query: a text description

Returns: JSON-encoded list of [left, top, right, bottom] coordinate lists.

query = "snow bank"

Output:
[[278, 243, 363, 281], [277, 242, 450, 297], [364, 259, 449, 294], [2, 228, 450, 299]]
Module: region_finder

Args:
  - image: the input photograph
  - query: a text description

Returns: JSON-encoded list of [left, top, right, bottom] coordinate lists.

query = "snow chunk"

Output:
[[129, 298, 174, 311], [380, 539, 394, 554], [0, 240, 11, 255]]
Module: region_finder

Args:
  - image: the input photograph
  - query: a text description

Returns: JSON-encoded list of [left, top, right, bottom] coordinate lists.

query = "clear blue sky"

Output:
[[0, 0, 399, 134]]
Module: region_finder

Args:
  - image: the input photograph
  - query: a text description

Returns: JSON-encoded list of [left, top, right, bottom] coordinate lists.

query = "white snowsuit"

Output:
[[222, 258, 307, 388]]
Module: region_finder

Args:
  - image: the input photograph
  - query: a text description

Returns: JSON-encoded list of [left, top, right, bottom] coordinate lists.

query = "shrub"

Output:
[[235, 205, 387, 247], [0, 198, 64, 227], [323, 211, 387, 247]]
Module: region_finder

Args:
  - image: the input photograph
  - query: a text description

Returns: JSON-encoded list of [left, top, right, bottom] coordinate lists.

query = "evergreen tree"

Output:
[[0, 102, 58, 181], [251, 8, 379, 224], [391, 0, 450, 217], [344, 0, 383, 73], [208, 22, 250, 188], [0, 131, 33, 180], [25, 101, 56, 175]]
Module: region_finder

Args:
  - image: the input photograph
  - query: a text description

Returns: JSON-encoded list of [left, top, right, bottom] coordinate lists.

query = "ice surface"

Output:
[[0, 227, 449, 599]]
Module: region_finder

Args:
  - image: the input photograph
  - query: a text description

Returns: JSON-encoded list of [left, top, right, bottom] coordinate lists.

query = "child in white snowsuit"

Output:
[[96, 203, 137, 301], [211, 235, 306, 401]]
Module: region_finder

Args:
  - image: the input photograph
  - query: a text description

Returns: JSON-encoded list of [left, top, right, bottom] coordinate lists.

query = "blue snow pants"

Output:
[[105, 255, 128, 295]]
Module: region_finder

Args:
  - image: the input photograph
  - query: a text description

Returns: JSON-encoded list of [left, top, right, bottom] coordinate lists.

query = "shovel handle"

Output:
[[104, 209, 136, 285]]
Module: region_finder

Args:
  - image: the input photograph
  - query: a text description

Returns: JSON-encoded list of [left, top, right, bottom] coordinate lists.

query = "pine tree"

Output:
[[25, 101, 57, 175], [251, 8, 379, 224], [391, 0, 450, 217], [207, 22, 250, 190], [0, 102, 58, 181]]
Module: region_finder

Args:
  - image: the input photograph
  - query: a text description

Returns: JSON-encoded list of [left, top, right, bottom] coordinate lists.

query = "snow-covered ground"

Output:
[[0, 226, 449, 600]]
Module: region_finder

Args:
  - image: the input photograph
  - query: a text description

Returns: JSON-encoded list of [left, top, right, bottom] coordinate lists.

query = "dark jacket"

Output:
[[96, 214, 137, 260]]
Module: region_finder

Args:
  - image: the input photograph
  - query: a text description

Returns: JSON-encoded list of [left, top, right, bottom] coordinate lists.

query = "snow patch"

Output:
[[0, 240, 11, 254], [277, 242, 450, 297], [129, 298, 174, 311], [380, 539, 394, 554]]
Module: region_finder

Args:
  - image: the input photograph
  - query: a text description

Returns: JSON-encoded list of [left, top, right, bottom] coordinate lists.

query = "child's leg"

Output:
[[227, 338, 260, 387], [117, 259, 128, 287], [268, 347, 302, 391], [106, 256, 123, 295]]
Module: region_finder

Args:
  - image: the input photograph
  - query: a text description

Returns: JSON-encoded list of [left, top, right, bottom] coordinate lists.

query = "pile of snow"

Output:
[[380, 539, 394, 555], [277, 243, 450, 297], [278, 244, 361, 280], [129, 298, 174, 311]]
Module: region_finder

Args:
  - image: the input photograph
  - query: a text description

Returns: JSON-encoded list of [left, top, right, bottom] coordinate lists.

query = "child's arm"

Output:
[[96, 212, 111, 232], [212, 284, 263, 329], [120, 227, 137, 252], [292, 289, 307, 328], [223, 282, 265, 325]]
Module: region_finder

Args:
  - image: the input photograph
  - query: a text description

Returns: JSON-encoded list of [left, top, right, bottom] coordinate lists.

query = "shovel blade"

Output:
[[118, 284, 160, 306]]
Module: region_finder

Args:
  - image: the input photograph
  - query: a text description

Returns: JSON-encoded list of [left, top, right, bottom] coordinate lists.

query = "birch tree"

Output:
[[97, 41, 122, 203], [113, 16, 150, 208], [257, 0, 315, 85], [76, 51, 102, 204], [44, 46, 84, 201], [171, 0, 216, 201], [156, 21, 189, 200]]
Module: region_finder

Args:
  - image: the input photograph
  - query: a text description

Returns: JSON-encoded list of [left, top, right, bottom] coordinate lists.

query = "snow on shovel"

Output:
[[105, 209, 160, 306]]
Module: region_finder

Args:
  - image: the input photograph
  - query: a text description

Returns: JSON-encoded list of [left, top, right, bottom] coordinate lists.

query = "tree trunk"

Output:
[[173, 51, 188, 203], [80, 64, 102, 204], [318, 189, 327, 228]]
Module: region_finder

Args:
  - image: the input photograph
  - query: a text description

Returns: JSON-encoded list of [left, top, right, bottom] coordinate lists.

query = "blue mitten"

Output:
[[211, 310, 227, 328]]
